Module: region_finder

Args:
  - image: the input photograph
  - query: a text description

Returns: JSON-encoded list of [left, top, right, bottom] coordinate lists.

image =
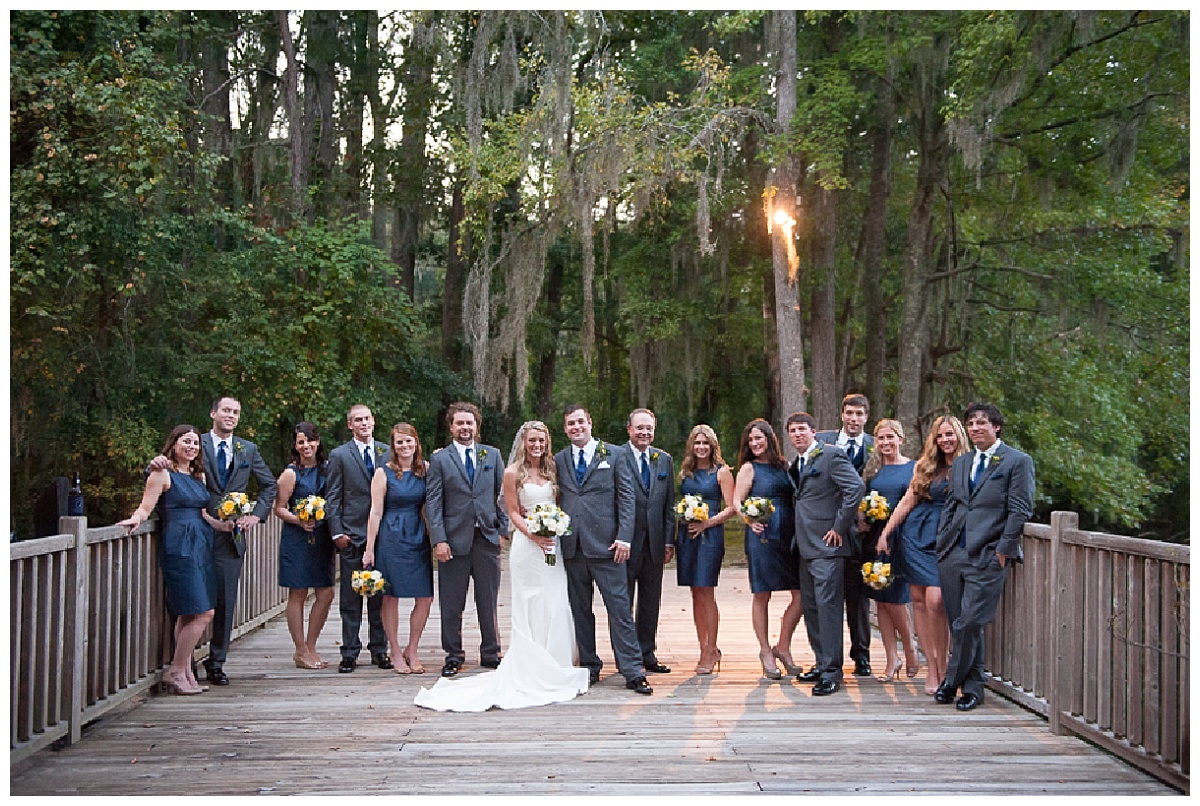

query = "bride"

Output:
[[414, 421, 589, 711]]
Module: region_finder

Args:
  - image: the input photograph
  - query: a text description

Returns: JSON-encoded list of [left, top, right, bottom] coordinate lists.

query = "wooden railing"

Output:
[[987, 511, 1189, 792], [10, 516, 286, 763]]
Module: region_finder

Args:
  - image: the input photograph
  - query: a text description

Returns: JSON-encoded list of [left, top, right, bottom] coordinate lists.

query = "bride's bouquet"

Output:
[[527, 503, 571, 566]]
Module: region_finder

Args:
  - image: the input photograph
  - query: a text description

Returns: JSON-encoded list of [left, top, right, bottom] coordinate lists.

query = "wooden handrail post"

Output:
[[59, 516, 90, 747], [1048, 510, 1078, 736]]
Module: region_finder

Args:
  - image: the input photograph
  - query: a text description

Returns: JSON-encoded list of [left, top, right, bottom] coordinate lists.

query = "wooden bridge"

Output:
[[10, 514, 1188, 795]]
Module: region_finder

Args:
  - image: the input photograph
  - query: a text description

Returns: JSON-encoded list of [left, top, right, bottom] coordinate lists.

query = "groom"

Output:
[[554, 404, 653, 695]]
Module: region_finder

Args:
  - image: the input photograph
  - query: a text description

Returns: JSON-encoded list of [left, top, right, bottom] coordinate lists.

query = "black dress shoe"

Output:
[[853, 660, 872, 677], [588, 669, 601, 685], [205, 666, 229, 686], [955, 692, 982, 711], [441, 660, 462, 678], [812, 678, 840, 696], [644, 661, 671, 674], [796, 667, 821, 682], [934, 684, 956, 704], [626, 676, 653, 695], [339, 657, 357, 673], [480, 658, 501, 669], [372, 654, 394, 670]]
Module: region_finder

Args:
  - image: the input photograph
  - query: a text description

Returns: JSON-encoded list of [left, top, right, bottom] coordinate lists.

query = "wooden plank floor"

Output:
[[11, 560, 1176, 795]]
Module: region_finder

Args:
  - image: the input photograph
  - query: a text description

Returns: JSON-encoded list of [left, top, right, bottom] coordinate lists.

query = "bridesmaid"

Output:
[[675, 425, 736, 675], [878, 414, 968, 693], [363, 423, 434, 675], [118, 425, 221, 695], [860, 418, 918, 682], [733, 419, 804, 680], [273, 422, 336, 670]]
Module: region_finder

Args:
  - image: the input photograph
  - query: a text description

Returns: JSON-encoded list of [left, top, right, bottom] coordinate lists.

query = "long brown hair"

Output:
[[863, 418, 905, 483], [680, 424, 727, 480], [910, 415, 969, 499], [737, 419, 786, 470], [386, 423, 426, 478], [162, 425, 206, 481], [289, 421, 327, 469]]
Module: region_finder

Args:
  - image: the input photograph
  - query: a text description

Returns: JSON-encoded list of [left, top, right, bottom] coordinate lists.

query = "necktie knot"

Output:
[[576, 448, 588, 484], [363, 445, 374, 475]]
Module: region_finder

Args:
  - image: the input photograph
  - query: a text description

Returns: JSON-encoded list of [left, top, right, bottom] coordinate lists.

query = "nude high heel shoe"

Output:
[[759, 650, 782, 680]]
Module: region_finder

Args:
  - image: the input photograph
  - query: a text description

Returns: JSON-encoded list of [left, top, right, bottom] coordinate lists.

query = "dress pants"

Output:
[[338, 541, 388, 660], [625, 536, 665, 666], [797, 554, 846, 682], [565, 553, 644, 682], [207, 530, 244, 668], [438, 530, 502, 665], [939, 544, 1010, 698], [843, 530, 872, 665]]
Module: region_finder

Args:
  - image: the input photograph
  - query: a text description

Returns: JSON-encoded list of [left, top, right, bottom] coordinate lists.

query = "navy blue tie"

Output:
[[847, 441, 858, 466], [465, 448, 475, 484], [640, 453, 651, 488], [363, 446, 374, 475], [216, 440, 229, 488], [576, 449, 587, 485], [969, 452, 985, 493]]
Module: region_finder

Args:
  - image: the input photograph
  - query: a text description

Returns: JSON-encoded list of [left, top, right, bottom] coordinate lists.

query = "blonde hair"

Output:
[[910, 414, 969, 499], [680, 424, 727, 480], [863, 418, 905, 482], [509, 421, 557, 496]]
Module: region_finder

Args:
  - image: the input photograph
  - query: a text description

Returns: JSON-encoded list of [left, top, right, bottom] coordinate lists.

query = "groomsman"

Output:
[[555, 404, 652, 695], [935, 402, 1035, 711], [815, 393, 874, 677], [787, 412, 864, 695], [615, 408, 675, 674], [150, 395, 277, 685], [327, 404, 391, 672], [425, 402, 508, 678]]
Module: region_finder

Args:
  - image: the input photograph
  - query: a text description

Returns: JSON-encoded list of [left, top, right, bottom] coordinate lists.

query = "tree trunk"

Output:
[[276, 10, 307, 223], [343, 12, 369, 219], [198, 11, 235, 222], [393, 20, 436, 299], [861, 72, 894, 419], [303, 11, 338, 223], [770, 10, 808, 427], [808, 184, 838, 429], [442, 182, 468, 374], [248, 13, 280, 212]]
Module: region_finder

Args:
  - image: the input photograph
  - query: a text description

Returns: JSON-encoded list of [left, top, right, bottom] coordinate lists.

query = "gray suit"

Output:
[[326, 439, 390, 661], [789, 445, 865, 682], [425, 442, 508, 665], [202, 433, 276, 669], [936, 441, 1035, 699], [554, 441, 644, 682], [815, 429, 874, 668], [614, 443, 675, 666]]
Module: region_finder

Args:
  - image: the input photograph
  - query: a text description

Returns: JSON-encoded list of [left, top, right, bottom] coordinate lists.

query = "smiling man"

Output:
[[934, 402, 1035, 712]]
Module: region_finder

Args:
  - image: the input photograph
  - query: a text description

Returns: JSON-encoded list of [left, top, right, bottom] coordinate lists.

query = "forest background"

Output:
[[9, 10, 1189, 541]]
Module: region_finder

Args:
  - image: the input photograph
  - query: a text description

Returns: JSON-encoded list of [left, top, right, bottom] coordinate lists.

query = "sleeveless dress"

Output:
[[675, 467, 725, 587], [158, 471, 217, 616], [374, 467, 433, 598], [278, 464, 335, 588], [744, 462, 799, 594], [897, 474, 948, 588], [415, 481, 588, 711], [864, 462, 914, 604]]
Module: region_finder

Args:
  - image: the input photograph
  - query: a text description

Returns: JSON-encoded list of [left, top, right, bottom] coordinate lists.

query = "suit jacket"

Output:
[[554, 441, 635, 561], [424, 442, 508, 555], [815, 430, 874, 475], [614, 443, 676, 565], [935, 442, 1035, 566], [326, 439, 391, 546], [789, 445, 865, 560], [202, 433, 277, 522]]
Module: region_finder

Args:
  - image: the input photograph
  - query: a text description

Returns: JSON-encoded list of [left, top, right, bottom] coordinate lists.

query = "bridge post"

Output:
[[1048, 510, 1079, 736], [59, 516, 89, 747]]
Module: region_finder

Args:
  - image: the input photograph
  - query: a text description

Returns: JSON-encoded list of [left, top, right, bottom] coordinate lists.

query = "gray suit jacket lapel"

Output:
[[205, 433, 229, 493], [968, 446, 1001, 500]]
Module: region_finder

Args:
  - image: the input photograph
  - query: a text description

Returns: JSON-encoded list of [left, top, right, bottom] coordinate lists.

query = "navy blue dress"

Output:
[[374, 467, 433, 598], [675, 467, 726, 588], [278, 464, 336, 589], [864, 462, 913, 604], [744, 462, 799, 594], [898, 474, 948, 588], [158, 471, 217, 616]]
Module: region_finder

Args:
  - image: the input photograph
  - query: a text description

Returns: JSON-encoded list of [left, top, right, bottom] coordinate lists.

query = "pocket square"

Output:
[[597, 461, 611, 469], [657, 472, 667, 480]]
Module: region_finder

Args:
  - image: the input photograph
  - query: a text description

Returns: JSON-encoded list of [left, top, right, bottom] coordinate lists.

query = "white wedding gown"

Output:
[[414, 482, 589, 711]]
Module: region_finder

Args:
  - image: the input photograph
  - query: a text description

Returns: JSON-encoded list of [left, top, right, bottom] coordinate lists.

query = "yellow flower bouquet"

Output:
[[740, 497, 775, 525], [217, 491, 255, 521], [294, 495, 326, 521], [859, 490, 890, 523], [351, 569, 386, 597], [675, 494, 710, 524], [861, 560, 895, 590]]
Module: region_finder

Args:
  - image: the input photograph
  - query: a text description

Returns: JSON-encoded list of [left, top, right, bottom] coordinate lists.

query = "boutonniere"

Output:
[[374, 445, 386, 458], [596, 443, 609, 458], [477, 447, 488, 463], [811, 447, 824, 459], [650, 450, 660, 463], [234, 440, 246, 454], [865, 445, 874, 454], [989, 454, 1002, 467]]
